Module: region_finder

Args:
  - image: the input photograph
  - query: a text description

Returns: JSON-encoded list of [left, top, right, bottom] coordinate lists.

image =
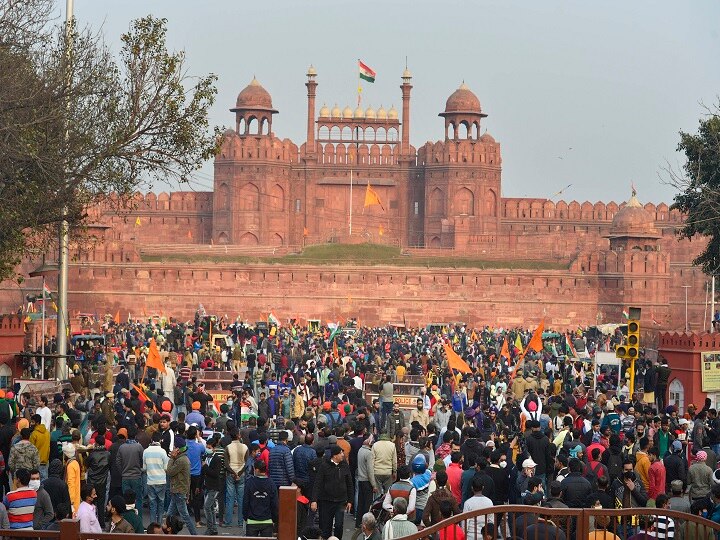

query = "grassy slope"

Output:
[[140, 243, 570, 271]]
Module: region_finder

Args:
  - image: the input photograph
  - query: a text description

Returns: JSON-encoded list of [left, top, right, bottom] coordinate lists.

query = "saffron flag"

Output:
[[132, 383, 152, 409], [500, 337, 510, 360], [134, 217, 141, 227], [303, 227, 309, 237], [378, 224, 384, 236], [525, 320, 545, 354], [146, 337, 166, 374], [187, 230, 193, 240], [358, 60, 376, 83], [514, 334, 523, 354], [113, 311, 120, 324], [443, 343, 472, 374], [364, 183, 385, 210], [333, 338, 339, 360]]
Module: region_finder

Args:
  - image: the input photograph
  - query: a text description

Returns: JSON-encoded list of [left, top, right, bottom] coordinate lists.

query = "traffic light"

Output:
[[615, 307, 641, 360], [626, 307, 641, 362]]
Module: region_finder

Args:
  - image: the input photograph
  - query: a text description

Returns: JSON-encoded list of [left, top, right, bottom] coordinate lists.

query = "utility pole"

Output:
[[56, 0, 74, 380]]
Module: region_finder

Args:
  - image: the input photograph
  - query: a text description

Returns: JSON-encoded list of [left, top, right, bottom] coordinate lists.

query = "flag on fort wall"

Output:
[[364, 183, 385, 210], [134, 217, 141, 227], [358, 60, 376, 83], [443, 343, 472, 374]]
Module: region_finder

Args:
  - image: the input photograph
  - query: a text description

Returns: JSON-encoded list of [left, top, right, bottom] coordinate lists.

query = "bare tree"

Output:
[[0, 2, 219, 281]]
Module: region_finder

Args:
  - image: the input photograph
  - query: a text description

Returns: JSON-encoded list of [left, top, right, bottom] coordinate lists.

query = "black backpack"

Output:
[[607, 451, 623, 482]]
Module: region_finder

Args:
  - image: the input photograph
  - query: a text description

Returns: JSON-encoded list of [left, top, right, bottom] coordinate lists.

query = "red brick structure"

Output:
[[0, 67, 710, 330], [657, 332, 720, 413]]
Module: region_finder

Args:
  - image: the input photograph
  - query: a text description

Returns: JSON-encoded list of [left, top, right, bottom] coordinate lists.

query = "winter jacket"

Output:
[[688, 461, 714, 500], [66, 457, 81, 515], [202, 452, 223, 492], [116, 440, 143, 479], [459, 438, 483, 470], [8, 440, 40, 473], [293, 444, 316, 483], [525, 430, 553, 475], [167, 452, 191, 495], [612, 476, 649, 508], [268, 443, 295, 487], [29, 425, 50, 463], [108, 517, 135, 534], [85, 446, 110, 486], [370, 439, 397, 479], [33, 487, 54, 530], [243, 474, 278, 522], [663, 452, 688, 490], [422, 486, 459, 526], [560, 472, 593, 508], [41, 460, 70, 513], [311, 457, 353, 504]]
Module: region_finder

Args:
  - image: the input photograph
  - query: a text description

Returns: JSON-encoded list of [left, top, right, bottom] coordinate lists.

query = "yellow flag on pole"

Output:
[[514, 335, 523, 354], [134, 217, 141, 227], [364, 183, 385, 211]]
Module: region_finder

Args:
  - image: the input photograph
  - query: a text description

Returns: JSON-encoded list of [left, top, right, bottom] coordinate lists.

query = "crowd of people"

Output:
[[4, 314, 709, 540]]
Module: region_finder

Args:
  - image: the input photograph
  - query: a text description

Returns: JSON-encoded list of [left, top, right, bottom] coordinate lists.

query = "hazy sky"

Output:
[[74, 0, 720, 204]]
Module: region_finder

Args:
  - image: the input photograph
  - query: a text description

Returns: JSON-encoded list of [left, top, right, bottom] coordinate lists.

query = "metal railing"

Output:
[[0, 486, 297, 540], [401, 504, 720, 540]]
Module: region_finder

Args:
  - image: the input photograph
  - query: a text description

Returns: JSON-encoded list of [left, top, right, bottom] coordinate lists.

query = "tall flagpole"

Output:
[[349, 169, 353, 236]]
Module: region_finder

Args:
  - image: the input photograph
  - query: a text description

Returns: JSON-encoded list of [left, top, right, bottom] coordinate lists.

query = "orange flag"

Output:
[[332, 338, 339, 360], [378, 224, 384, 236], [443, 343, 472, 374], [303, 227, 309, 237], [145, 338, 166, 374], [132, 383, 150, 406], [500, 336, 510, 360], [187, 230, 193, 240], [526, 320, 545, 354], [113, 310, 120, 324], [364, 183, 385, 210]]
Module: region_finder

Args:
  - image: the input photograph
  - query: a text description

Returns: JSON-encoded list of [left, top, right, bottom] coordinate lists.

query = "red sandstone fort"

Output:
[[0, 68, 711, 335]]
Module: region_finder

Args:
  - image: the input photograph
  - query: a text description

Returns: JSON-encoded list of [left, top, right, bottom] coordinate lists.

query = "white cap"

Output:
[[522, 458, 538, 469], [679, 418, 689, 425]]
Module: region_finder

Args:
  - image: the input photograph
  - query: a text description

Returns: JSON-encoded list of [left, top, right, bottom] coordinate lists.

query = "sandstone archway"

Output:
[[238, 232, 258, 245]]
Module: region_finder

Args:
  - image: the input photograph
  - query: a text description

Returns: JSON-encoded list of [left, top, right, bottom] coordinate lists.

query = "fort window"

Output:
[[315, 198, 325, 208], [414, 202, 419, 215], [295, 199, 301, 212]]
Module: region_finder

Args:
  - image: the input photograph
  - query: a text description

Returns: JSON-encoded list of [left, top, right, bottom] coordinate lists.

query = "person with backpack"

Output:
[[602, 434, 625, 485], [586, 448, 608, 490]]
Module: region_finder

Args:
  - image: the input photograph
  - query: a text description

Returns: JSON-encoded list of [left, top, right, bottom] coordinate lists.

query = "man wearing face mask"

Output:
[[29, 469, 53, 530], [612, 459, 648, 510], [76, 484, 102, 533]]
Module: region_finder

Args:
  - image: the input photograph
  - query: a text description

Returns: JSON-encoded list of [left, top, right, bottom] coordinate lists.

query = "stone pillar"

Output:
[[401, 69, 413, 157], [305, 66, 317, 156]]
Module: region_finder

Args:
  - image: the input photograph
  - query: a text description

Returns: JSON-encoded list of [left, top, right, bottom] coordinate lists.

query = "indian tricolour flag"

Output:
[[42, 282, 52, 299], [358, 60, 376, 83], [622, 309, 629, 319]]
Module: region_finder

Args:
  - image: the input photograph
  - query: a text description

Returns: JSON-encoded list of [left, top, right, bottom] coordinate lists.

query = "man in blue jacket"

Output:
[[268, 430, 295, 488], [243, 460, 278, 537], [293, 434, 316, 496]]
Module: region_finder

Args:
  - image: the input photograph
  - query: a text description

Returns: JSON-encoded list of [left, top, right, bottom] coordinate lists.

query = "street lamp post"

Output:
[[682, 285, 692, 332], [56, 0, 74, 381]]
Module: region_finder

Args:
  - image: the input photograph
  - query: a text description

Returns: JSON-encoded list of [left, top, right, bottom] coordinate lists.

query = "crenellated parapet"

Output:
[[417, 136, 501, 167], [501, 198, 682, 223], [217, 130, 299, 163]]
